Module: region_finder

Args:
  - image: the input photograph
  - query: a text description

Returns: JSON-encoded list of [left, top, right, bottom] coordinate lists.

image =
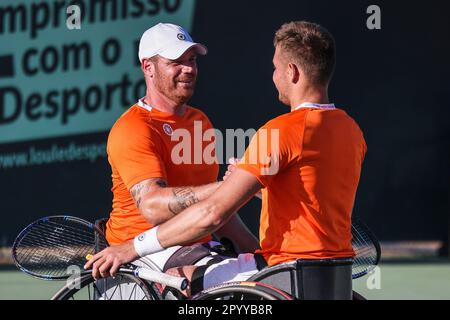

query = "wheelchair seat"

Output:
[[248, 258, 353, 300]]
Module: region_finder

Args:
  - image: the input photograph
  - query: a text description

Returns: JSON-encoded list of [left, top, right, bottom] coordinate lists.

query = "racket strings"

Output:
[[17, 242, 91, 277], [19, 222, 95, 248], [352, 223, 378, 278], [18, 227, 93, 249], [17, 225, 94, 257], [14, 218, 104, 278], [42, 219, 97, 240], [353, 228, 376, 260], [18, 245, 87, 277], [18, 234, 91, 262]]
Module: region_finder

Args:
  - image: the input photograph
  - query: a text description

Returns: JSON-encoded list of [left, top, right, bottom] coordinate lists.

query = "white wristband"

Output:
[[133, 226, 164, 258]]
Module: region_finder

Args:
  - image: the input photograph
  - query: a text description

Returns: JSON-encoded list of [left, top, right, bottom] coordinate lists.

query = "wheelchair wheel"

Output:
[[192, 282, 293, 300], [51, 270, 161, 300], [352, 290, 367, 300]]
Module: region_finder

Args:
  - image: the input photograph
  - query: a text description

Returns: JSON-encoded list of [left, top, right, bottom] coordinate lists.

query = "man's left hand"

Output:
[[84, 240, 139, 279]]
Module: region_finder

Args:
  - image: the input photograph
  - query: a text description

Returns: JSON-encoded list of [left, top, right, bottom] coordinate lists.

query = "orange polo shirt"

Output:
[[106, 102, 218, 245], [237, 106, 366, 266]]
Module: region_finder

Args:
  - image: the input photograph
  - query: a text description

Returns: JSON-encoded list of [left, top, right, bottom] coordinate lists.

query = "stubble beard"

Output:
[[155, 70, 196, 106]]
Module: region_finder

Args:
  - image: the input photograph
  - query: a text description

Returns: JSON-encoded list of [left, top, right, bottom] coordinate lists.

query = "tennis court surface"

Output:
[[1, 261, 449, 300]]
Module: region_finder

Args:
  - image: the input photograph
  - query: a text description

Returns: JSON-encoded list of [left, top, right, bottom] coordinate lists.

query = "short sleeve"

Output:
[[107, 117, 166, 190], [237, 120, 290, 187]]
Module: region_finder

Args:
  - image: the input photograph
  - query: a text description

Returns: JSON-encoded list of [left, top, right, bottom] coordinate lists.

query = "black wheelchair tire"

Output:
[[191, 282, 293, 300]]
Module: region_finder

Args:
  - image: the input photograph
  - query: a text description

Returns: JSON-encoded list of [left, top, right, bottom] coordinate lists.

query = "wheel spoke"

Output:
[[118, 280, 123, 300], [109, 278, 120, 299], [129, 282, 137, 300], [93, 281, 104, 299], [52, 272, 157, 300]]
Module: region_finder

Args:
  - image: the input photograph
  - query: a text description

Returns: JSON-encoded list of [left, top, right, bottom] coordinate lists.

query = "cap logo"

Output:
[[163, 123, 173, 136], [177, 33, 186, 40]]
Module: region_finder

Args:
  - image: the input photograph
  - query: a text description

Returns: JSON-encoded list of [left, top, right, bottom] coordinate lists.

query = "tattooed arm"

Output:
[[130, 178, 221, 226]]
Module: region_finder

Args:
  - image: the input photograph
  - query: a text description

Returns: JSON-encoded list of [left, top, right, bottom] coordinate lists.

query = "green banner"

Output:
[[0, 0, 196, 144]]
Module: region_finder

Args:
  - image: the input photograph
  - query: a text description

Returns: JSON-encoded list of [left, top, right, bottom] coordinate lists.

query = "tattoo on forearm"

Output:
[[131, 184, 144, 203], [168, 187, 199, 215], [131, 178, 167, 209]]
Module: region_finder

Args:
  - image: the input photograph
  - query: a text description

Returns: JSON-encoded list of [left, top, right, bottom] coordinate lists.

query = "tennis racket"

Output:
[[351, 217, 381, 279], [12, 215, 188, 291]]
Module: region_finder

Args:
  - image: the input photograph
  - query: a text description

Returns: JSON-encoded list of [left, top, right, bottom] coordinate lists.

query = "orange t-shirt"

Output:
[[105, 102, 218, 245], [237, 107, 366, 266]]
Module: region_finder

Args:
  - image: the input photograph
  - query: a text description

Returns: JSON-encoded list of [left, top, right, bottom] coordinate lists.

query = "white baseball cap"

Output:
[[138, 23, 207, 62]]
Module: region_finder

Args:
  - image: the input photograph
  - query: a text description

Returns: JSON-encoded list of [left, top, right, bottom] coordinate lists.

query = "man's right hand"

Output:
[[223, 157, 239, 181], [84, 240, 139, 279]]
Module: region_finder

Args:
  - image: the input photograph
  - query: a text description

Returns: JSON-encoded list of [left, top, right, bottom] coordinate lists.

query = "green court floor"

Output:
[[1, 262, 449, 300], [352, 262, 450, 300]]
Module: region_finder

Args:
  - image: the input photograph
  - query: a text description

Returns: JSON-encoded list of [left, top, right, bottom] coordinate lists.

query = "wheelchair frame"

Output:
[[51, 218, 378, 300]]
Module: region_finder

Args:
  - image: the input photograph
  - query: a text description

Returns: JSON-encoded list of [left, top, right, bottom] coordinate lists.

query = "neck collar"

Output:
[[294, 102, 336, 111], [138, 98, 153, 112]]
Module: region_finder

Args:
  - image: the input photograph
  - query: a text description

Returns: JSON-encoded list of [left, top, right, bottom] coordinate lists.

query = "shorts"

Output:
[[191, 253, 267, 294], [134, 240, 224, 271]]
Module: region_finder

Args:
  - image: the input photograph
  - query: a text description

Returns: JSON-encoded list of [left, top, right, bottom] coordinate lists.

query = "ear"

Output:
[[287, 63, 300, 84], [141, 59, 155, 78]]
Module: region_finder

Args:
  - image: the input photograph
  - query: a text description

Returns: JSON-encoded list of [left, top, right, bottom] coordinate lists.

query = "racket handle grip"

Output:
[[134, 268, 188, 291]]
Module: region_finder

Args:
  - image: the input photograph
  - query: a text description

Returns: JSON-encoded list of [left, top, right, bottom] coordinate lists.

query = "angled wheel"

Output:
[[51, 270, 161, 300], [191, 282, 293, 300]]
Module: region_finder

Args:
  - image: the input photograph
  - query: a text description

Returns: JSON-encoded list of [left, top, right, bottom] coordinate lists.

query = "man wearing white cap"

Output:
[[87, 21, 366, 299], [95, 23, 259, 283]]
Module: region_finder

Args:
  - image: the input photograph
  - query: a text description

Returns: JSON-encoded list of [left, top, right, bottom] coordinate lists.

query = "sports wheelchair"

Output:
[[49, 217, 379, 300]]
